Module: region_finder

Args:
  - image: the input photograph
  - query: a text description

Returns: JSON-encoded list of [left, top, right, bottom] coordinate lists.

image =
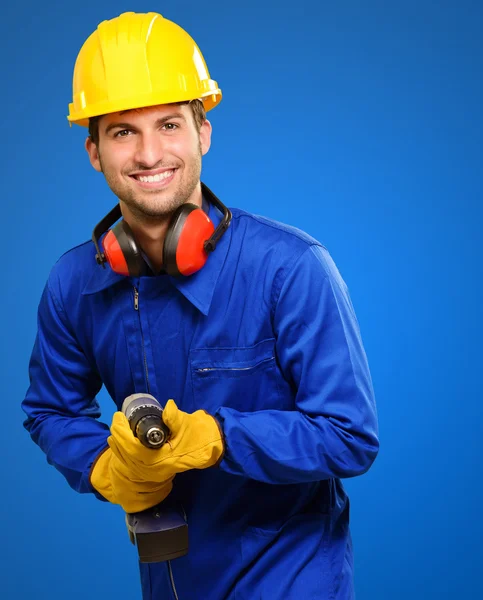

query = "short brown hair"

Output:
[[88, 99, 206, 145]]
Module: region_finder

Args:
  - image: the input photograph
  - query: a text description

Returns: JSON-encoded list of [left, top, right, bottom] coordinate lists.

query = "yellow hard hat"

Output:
[[67, 12, 222, 127]]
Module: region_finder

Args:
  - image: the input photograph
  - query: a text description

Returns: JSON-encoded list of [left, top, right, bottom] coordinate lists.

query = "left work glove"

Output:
[[90, 446, 175, 513], [108, 399, 225, 482]]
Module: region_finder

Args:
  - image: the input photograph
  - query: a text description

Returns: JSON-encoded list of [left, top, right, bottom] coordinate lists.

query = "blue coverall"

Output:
[[22, 195, 379, 599]]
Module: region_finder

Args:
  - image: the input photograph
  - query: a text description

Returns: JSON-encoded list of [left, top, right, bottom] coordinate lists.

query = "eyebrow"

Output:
[[104, 112, 186, 135]]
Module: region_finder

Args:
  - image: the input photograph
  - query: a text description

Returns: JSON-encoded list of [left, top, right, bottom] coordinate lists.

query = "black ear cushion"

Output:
[[163, 204, 198, 276], [111, 220, 146, 277]]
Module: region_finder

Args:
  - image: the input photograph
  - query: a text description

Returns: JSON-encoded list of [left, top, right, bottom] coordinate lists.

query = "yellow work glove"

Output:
[[89, 446, 175, 514], [107, 399, 225, 483]]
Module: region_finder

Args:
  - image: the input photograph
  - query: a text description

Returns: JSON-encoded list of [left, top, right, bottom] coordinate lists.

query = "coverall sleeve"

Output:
[[215, 244, 379, 484], [22, 280, 110, 498]]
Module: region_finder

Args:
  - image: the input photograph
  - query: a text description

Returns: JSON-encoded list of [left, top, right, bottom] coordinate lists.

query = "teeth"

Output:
[[138, 170, 174, 183]]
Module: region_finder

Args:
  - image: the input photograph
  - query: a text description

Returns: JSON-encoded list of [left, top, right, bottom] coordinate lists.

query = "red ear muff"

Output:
[[92, 183, 231, 277], [103, 220, 146, 277], [163, 204, 215, 276]]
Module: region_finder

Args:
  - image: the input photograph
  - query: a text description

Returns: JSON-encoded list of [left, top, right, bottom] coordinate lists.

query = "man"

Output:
[[22, 11, 379, 600]]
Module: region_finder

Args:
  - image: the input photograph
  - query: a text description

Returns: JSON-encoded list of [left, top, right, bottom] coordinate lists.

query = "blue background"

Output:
[[2, 0, 481, 598]]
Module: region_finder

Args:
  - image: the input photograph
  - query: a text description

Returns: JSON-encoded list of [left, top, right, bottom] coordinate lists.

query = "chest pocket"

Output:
[[189, 338, 286, 413]]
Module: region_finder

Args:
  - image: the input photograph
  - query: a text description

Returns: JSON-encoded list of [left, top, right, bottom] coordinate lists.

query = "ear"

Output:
[[199, 119, 212, 156], [85, 137, 102, 172]]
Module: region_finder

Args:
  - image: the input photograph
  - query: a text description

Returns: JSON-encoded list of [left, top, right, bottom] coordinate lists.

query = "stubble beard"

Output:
[[98, 144, 202, 224]]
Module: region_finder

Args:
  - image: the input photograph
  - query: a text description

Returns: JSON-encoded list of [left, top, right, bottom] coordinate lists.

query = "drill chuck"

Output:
[[121, 393, 170, 448]]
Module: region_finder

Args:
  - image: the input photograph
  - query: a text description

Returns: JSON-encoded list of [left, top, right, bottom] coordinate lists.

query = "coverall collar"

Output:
[[82, 194, 232, 316]]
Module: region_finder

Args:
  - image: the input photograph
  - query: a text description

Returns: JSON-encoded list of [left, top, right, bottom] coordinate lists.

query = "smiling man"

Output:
[[22, 11, 379, 600], [86, 103, 212, 272]]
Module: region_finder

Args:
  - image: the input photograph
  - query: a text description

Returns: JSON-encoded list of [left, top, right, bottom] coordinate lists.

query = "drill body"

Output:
[[121, 393, 188, 563]]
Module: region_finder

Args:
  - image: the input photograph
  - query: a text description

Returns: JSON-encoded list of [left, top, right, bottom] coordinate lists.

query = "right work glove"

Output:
[[89, 446, 175, 514], [107, 400, 224, 482]]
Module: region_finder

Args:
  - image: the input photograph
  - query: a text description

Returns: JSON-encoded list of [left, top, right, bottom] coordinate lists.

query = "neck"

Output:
[[120, 185, 203, 273], [125, 214, 170, 273]]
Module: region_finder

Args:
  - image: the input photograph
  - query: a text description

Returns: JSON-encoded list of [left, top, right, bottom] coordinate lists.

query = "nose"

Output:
[[133, 130, 166, 168]]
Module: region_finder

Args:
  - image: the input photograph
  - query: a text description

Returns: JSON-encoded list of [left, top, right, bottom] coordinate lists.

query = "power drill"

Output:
[[121, 393, 189, 563]]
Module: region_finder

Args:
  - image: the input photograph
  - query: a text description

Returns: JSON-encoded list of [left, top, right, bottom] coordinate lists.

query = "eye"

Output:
[[114, 129, 133, 138], [162, 123, 179, 131]]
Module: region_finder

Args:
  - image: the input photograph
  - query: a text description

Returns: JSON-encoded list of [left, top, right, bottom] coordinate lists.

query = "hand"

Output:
[[108, 400, 225, 482], [90, 447, 174, 513]]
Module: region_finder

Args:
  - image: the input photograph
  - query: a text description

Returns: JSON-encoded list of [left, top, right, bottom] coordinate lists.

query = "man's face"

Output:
[[85, 104, 212, 219]]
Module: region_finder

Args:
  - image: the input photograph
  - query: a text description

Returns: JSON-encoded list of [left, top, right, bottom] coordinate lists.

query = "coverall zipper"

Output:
[[133, 285, 180, 600], [133, 286, 150, 394]]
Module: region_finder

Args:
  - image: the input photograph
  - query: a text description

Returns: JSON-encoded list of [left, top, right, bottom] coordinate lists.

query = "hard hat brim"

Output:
[[67, 87, 222, 128]]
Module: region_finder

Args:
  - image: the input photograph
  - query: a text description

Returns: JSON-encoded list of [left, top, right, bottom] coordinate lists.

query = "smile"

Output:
[[132, 169, 176, 183], [130, 169, 177, 188]]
